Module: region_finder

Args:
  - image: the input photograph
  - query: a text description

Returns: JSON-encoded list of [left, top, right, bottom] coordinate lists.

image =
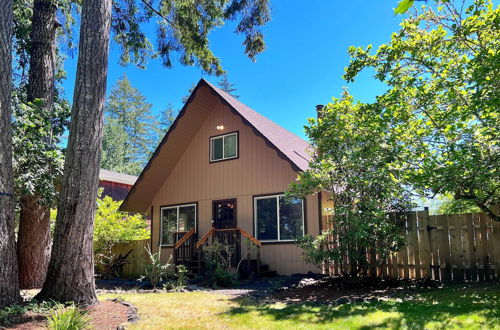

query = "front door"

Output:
[[213, 199, 237, 229], [212, 199, 239, 265]]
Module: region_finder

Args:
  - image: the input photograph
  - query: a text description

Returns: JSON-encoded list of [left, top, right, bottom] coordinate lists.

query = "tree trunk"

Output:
[[17, 196, 52, 289], [36, 0, 112, 306], [17, 0, 58, 289], [0, 0, 21, 309]]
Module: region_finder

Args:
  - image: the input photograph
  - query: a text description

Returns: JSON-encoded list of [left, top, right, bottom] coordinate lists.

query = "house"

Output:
[[120, 79, 331, 275], [99, 169, 138, 201]]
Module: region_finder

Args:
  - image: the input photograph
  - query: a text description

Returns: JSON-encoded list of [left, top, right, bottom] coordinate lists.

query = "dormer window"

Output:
[[210, 131, 238, 162]]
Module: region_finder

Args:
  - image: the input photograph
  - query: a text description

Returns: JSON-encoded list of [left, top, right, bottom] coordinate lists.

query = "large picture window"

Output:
[[254, 194, 304, 242], [210, 132, 238, 162], [160, 204, 196, 246]]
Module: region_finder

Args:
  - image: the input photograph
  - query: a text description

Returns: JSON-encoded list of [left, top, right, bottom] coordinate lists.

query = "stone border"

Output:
[[108, 298, 139, 329]]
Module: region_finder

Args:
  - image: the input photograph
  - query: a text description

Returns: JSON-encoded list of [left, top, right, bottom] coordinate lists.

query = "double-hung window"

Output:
[[160, 204, 196, 246], [254, 194, 305, 242], [210, 132, 238, 162]]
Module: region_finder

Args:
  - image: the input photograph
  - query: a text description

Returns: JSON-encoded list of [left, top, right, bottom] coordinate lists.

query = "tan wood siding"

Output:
[[151, 100, 319, 274]]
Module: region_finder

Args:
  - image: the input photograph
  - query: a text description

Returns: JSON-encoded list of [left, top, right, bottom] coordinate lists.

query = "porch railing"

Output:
[[173, 228, 197, 265], [195, 227, 261, 275]]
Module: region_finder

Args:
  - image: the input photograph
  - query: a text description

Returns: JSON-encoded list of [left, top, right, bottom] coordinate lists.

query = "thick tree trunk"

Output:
[[17, 196, 52, 289], [36, 0, 112, 306], [17, 0, 57, 289], [0, 0, 21, 309]]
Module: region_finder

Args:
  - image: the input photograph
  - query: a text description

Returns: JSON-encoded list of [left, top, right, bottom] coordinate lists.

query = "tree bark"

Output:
[[0, 0, 21, 309], [36, 0, 112, 306], [17, 0, 58, 289], [17, 196, 52, 289]]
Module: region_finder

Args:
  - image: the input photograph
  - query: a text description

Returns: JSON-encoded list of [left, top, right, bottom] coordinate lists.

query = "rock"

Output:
[[335, 296, 350, 305]]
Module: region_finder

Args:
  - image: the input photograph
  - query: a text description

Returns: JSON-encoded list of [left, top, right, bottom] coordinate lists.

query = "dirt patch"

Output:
[[85, 300, 129, 329], [266, 277, 441, 304], [1, 300, 129, 330]]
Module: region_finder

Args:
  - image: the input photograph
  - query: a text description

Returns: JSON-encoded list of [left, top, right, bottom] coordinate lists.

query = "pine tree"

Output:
[[218, 75, 238, 98], [101, 74, 157, 175]]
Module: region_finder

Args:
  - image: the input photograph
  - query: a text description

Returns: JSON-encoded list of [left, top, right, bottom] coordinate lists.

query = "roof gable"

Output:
[[120, 79, 311, 213]]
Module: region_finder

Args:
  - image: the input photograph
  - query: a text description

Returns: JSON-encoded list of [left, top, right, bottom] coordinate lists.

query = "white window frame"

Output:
[[160, 203, 197, 247], [210, 132, 238, 162], [253, 194, 305, 242]]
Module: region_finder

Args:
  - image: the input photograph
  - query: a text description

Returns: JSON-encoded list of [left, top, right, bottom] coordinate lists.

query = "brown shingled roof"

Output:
[[120, 79, 311, 213], [203, 79, 311, 171]]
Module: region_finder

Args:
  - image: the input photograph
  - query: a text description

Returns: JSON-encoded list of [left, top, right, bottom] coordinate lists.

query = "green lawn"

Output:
[[99, 284, 500, 329]]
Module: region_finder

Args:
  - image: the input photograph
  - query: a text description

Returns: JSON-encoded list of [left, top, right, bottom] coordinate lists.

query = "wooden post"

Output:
[[197, 246, 202, 274], [256, 246, 261, 276]]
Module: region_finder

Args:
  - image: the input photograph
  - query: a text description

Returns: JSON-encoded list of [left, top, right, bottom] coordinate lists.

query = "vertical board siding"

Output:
[[150, 101, 319, 275]]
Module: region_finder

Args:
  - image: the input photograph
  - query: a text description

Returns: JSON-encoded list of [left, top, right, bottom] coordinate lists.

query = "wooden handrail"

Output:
[[174, 228, 195, 250], [195, 228, 215, 249], [238, 228, 261, 246], [195, 227, 261, 249]]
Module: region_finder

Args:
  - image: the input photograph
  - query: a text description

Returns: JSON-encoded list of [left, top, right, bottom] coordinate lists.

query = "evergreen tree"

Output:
[[218, 75, 238, 98], [182, 82, 197, 104], [101, 74, 157, 175]]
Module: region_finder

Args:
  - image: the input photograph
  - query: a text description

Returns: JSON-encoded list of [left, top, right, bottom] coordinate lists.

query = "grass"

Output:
[[99, 283, 500, 329]]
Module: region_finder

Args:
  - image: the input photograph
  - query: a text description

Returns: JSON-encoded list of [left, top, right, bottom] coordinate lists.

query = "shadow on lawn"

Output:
[[224, 283, 500, 329]]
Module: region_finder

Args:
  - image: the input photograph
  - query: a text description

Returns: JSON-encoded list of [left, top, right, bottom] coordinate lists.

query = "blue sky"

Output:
[[61, 1, 406, 140]]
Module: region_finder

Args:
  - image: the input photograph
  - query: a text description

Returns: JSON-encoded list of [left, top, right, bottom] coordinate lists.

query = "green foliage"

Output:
[[11, 86, 71, 207], [141, 245, 174, 290], [437, 194, 481, 215], [110, 0, 271, 74], [394, 0, 415, 15], [94, 192, 150, 271], [0, 300, 57, 325], [346, 0, 500, 221], [174, 264, 189, 288], [217, 75, 239, 98], [46, 304, 91, 330], [290, 92, 412, 276], [101, 74, 160, 175]]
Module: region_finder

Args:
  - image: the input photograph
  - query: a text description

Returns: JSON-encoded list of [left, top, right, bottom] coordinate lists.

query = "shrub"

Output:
[[0, 300, 57, 325], [141, 244, 173, 290], [46, 304, 91, 330], [94, 191, 150, 275]]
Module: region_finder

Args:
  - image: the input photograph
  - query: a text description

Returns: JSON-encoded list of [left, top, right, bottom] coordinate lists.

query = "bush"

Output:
[[94, 191, 150, 275], [46, 304, 91, 330], [0, 300, 57, 325], [140, 245, 174, 290]]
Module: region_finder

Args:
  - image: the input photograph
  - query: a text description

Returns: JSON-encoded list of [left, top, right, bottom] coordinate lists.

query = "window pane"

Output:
[[212, 137, 223, 160], [256, 197, 278, 240], [161, 208, 177, 245], [224, 134, 237, 158], [178, 205, 196, 232], [279, 197, 303, 240]]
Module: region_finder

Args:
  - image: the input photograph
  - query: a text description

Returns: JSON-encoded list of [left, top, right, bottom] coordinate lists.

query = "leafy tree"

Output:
[[94, 193, 149, 273], [218, 75, 239, 98], [345, 0, 499, 221], [290, 92, 413, 277], [436, 194, 481, 215], [0, 0, 21, 308], [101, 74, 157, 175]]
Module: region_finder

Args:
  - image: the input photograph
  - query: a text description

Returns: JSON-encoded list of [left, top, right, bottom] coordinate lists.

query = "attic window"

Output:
[[210, 131, 238, 162]]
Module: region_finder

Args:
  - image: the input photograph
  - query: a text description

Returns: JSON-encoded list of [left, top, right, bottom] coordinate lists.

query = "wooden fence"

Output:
[[325, 210, 500, 281], [111, 239, 149, 278]]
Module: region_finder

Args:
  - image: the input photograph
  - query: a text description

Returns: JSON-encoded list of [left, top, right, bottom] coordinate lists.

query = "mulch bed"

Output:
[[1, 300, 129, 330], [266, 277, 441, 304]]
